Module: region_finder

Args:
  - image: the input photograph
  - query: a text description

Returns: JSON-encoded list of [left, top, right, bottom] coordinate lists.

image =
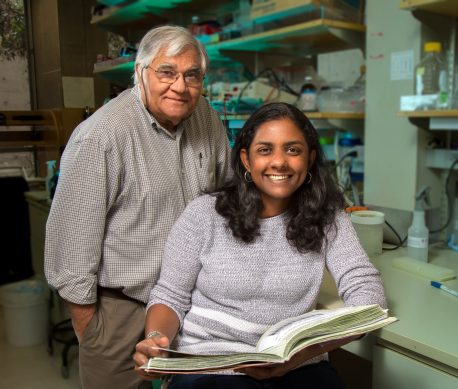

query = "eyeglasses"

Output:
[[147, 66, 204, 87]]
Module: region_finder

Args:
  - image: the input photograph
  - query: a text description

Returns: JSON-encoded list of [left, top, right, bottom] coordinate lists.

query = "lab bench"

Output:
[[318, 247, 458, 389]]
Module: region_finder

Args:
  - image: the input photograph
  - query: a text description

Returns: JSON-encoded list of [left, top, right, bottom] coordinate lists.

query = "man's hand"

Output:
[[133, 331, 171, 381], [236, 335, 360, 380], [65, 301, 96, 342]]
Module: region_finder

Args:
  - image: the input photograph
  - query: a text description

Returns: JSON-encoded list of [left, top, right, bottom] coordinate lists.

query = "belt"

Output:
[[97, 286, 142, 304]]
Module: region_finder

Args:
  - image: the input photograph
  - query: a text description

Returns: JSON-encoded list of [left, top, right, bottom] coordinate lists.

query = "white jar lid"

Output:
[[350, 210, 385, 225]]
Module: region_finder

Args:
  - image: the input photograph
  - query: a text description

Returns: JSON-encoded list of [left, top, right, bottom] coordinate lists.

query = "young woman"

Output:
[[134, 102, 387, 388]]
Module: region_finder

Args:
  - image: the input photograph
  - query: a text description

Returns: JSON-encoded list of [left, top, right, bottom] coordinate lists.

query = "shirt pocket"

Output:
[[197, 152, 216, 192]]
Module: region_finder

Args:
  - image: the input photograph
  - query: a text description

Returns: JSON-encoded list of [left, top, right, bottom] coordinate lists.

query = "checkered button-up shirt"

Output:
[[44, 85, 231, 304]]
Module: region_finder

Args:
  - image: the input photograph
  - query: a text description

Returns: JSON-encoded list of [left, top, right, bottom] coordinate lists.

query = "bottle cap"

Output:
[[424, 42, 441, 52]]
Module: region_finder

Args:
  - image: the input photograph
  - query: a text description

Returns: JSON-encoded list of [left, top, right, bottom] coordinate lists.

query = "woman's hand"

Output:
[[133, 331, 171, 381], [236, 335, 359, 380]]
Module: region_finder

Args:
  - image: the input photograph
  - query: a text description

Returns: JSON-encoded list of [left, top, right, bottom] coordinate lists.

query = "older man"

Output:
[[45, 25, 231, 389]]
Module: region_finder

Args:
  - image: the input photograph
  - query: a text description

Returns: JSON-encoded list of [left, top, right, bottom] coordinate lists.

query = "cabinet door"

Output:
[[373, 345, 457, 389]]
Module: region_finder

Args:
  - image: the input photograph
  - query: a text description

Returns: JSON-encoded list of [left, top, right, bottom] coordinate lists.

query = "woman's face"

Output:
[[240, 117, 316, 218]]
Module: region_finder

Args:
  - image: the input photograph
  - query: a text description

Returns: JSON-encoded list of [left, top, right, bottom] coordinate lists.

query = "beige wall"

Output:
[[364, 0, 421, 211]]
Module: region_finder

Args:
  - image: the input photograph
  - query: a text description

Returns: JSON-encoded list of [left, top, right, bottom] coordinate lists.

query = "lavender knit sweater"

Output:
[[149, 195, 386, 357]]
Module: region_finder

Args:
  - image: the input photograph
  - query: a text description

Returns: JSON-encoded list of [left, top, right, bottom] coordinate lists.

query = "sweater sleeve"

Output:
[[325, 211, 388, 309], [148, 196, 210, 327]]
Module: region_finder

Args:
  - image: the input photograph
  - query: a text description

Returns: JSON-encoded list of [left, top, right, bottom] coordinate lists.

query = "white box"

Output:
[[400, 94, 437, 111]]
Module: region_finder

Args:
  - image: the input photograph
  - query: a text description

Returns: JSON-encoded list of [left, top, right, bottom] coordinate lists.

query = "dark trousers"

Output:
[[168, 361, 345, 389]]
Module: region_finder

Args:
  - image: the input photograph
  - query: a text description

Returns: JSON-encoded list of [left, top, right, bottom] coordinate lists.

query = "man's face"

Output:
[[139, 48, 203, 131]]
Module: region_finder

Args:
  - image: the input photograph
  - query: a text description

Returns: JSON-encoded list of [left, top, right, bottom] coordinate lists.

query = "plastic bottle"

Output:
[[300, 76, 317, 112], [346, 65, 366, 112], [189, 15, 201, 36], [414, 42, 449, 109], [45, 160, 56, 200], [407, 187, 430, 262]]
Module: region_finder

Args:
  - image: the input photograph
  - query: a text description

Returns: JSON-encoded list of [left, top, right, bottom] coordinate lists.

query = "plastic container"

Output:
[[300, 76, 317, 112], [414, 42, 448, 109], [407, 210, 429, 262], [0, 280, 48, 347], [344, 65, 366, 112], [350, 211, 385, 258]]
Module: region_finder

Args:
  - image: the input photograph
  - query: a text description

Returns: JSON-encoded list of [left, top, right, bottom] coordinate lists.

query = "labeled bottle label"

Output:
[[300, 92, 316, 111], [407, 236, 428, 248]]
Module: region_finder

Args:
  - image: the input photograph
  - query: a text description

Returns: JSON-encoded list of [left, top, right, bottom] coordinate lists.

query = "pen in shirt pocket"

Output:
[[199, 152, 203, 168]]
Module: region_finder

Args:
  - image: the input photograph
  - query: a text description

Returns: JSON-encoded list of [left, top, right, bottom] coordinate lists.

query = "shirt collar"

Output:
[[132, 84, 184, 139]]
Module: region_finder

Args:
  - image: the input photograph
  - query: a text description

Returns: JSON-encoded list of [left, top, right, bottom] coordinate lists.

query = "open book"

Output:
[[141, 304, 397, 373]]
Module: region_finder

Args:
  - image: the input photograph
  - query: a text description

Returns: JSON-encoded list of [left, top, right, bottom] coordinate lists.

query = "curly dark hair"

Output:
[[214, 102, 346, 253]]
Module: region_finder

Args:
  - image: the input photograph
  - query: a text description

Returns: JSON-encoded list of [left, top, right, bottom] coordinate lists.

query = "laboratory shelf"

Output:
[[91, 0, 191, 32], [93, 19, 365, 86], [399, 0, 458, 18], [206, 19, 365, 60], [398, 109, 458, 130], [306, 112, 364, 119], [91, 0, 237, 36], [223, 112, 364, 120], [398, 109, 458, 117], [93, 56, 135, 86]]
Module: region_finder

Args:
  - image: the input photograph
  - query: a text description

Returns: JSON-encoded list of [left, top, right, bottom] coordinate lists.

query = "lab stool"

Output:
[[47, 290, 78, 378]]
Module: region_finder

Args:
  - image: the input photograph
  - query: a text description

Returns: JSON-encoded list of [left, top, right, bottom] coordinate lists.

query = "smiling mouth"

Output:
[[266, 174, 291, 181], [166, 97, 187, 103]]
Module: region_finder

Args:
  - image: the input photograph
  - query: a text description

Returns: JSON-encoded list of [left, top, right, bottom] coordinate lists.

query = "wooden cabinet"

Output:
[[0, 108, 88, 175]]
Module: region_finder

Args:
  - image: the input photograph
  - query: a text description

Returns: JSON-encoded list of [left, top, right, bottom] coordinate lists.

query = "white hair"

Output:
[[134, 25, 209, 84]]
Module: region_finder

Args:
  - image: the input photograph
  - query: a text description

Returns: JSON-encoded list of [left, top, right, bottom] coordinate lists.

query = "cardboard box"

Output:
[[250, 0, 364, 23]]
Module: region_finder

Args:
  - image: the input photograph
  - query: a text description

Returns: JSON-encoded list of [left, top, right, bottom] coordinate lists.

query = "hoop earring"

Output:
[[244, 171, 253, 183], [306, 172, 312, 184]]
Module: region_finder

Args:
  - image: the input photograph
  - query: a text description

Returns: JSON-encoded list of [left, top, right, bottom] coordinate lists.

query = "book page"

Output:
[[143, 352, 283, 372], [256, 305, 376, 352]]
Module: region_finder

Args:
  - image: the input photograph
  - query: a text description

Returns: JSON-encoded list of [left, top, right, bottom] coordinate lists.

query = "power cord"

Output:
[[236, 67, 299, 111], [382, 158, 458, 250], [382, 220, 406, 251], [429, 158, 458, 233]]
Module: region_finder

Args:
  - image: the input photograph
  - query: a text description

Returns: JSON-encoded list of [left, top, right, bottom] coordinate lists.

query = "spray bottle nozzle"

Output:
[[415, 186, 431, 211], [46, 160, 56, 170]]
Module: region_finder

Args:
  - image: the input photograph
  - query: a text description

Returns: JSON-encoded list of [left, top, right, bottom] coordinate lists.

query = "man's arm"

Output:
[[45, 133, 121, 305], [65, 301, 97, 341]]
